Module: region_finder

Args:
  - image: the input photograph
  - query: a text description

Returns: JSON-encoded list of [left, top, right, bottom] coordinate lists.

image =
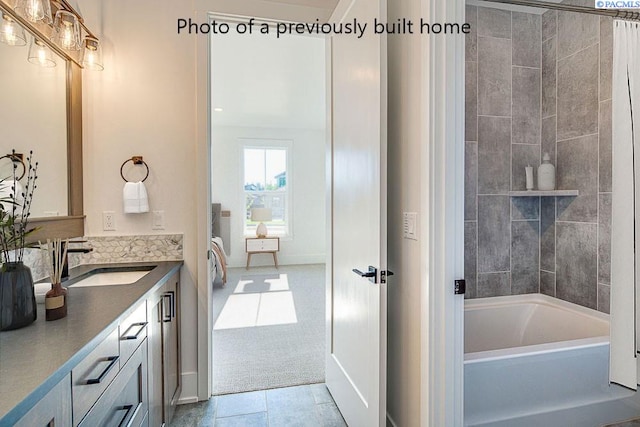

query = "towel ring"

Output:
[[0, 153, 26, 180], [120, 156, 149, 182]]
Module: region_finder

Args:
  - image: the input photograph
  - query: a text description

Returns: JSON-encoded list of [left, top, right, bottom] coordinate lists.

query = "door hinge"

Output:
[[454, 279, 466, 295]]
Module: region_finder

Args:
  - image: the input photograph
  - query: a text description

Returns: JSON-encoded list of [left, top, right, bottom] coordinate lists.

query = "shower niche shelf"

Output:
[[509, 190, 579, 197]]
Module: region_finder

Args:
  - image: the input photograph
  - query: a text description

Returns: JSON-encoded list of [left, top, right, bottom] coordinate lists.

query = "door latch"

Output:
[[454, 279, 466, 295], [381, 270, 394, 284], [353, 266, 394, 284]]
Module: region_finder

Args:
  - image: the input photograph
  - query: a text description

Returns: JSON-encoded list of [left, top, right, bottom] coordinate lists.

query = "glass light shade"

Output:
[[14, 0, 52, 24], [81, 36, 103, 70], [28, 37, 56, 67], [0, 14, 26, 46], [53, 10, 80, 51]]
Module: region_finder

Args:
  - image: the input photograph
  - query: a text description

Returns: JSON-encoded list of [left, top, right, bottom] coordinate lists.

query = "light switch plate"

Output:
[[403, 212, 418, 240], [152, 210, 165, 230]]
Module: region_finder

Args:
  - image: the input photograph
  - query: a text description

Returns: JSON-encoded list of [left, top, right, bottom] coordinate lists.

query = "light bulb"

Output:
[[61, 25, 73, 48]]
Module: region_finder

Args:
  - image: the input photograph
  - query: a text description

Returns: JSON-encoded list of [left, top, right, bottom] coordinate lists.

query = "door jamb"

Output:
[[197, 12, 333, 402], [420, 0, 465, 425]]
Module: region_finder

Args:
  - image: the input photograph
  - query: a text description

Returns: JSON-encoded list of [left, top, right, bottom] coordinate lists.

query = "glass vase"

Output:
[[0, 261, 37, 331]]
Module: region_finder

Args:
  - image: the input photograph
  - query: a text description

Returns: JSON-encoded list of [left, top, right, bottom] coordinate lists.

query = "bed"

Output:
[[211, 203, 228, 285]]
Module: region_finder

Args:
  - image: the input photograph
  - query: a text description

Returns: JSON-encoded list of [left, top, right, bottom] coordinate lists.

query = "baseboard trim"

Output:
[[387, 412, 399, 427], [178, 396, 199, 405], [178, 371, 199, 405], [227, 254, 326, 268]]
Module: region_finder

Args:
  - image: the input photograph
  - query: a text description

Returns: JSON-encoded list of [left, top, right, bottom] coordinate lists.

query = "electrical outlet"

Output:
[[152, 210, 165, 230], [103, 211, 116, 231]]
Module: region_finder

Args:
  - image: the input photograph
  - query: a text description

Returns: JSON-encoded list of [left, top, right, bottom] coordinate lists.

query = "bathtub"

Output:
[[464, 294, 639, 426]]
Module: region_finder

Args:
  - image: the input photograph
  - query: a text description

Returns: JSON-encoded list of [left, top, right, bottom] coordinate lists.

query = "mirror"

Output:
[[0, 27, 69, 217], [0, 1, 84, 240]]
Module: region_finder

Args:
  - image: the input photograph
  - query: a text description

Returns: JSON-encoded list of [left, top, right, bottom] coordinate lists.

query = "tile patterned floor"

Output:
[[172, 384, 347, 427]]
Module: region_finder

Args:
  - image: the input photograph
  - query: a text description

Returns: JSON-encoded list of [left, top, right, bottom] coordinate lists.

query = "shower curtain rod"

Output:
[[480, 0, 640, 21]]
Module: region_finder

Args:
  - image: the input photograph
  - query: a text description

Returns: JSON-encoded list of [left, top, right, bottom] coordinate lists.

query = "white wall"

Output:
[[212, 126, 325, 267], [387, 0, 425, 424], [80, 0, 200, 400]]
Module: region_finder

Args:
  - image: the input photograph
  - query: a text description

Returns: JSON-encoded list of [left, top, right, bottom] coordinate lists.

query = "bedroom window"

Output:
[[243, 144, 290, 237]]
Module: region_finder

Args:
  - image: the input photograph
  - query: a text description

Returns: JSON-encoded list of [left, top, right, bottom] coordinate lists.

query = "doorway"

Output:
[[208, 19, 329, 397]]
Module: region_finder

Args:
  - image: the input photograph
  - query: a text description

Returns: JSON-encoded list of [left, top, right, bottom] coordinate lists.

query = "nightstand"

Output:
[[245, 237, 280, 269]]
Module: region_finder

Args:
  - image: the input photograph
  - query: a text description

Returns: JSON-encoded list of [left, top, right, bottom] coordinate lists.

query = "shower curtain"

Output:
[[611, 21, 640, 390]]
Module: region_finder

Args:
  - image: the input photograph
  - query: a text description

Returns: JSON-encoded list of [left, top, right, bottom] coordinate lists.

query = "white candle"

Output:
[[525, 165, 534, 190]]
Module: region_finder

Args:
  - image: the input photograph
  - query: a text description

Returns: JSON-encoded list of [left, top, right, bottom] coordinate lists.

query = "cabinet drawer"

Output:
[[246, 238, 279, 252], [261, 239, 279, 251], [72, 328, 120, 425], [120, 301, 147, 365], [79, 341, 148, 427]]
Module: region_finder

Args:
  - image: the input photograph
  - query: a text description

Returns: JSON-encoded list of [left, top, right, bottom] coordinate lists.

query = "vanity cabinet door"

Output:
[[78, 341, 148, 427], [162, 274, 180, 424], [147, 292, 163, 427], [147, 272, 181, 427], [14, 374, 71, 427]]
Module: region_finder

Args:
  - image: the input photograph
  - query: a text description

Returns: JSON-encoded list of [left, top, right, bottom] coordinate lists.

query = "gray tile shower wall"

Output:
[[465, 5, 541, 298], [538, 3, 612, 312], [464, 3, 613, 313]]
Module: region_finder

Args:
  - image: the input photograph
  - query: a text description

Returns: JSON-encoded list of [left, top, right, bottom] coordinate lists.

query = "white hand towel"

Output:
[[124, 182, 140, 213], [138, 181, 149, 213]]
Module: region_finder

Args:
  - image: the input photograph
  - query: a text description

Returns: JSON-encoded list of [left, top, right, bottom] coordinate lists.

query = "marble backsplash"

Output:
[[23, 234, 183, 282]]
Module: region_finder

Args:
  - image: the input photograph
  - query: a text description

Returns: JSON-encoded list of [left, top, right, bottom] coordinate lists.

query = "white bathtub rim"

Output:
[[464, 293, 609, 323], [464, 336, 609, 363]]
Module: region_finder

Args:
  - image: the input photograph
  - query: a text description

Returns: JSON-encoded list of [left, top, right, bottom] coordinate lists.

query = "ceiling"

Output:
[[261, 0, 340, 12], [211, 30, 326, 130]]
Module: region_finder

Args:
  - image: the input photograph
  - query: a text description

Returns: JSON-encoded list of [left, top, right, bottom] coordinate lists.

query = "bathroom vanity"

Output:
[[0, 261, 182, 427]]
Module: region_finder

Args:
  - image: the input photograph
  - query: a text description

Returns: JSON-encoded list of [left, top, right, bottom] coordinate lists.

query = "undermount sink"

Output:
[[68, 267, 155, 288]]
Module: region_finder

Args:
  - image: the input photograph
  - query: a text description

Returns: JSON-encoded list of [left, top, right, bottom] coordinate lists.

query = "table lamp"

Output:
[[251, 208, 272, 238]]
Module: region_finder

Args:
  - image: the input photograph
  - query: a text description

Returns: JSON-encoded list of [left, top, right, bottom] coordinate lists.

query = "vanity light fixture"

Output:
[[27, 36, 55, 67], [0, 12, 26, 46], [52, 9, 80, 51], [81, 36, 102, 70], [14, 0, 52, 24]]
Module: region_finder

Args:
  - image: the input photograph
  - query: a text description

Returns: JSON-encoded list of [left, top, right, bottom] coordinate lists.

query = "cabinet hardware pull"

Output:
[[86, 355, 119, 385], [115, 404, 134, 427], [167, 290, 176, 319], [162, 294, 172, 322], [121, 322, 148, 340]]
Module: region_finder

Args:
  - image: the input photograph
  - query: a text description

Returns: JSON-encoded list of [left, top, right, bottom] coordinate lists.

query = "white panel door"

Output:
[[326, 0, 387, 425]]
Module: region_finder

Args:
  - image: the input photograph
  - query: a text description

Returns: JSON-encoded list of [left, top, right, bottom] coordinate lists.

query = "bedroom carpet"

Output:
[[212, 264, 326, 395]]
